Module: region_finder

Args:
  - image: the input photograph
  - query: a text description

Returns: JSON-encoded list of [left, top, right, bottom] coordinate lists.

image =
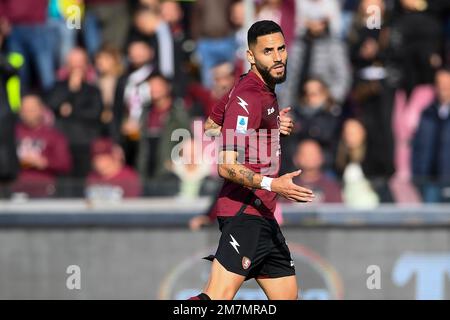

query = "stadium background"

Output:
[[1, 0, 450, 299]]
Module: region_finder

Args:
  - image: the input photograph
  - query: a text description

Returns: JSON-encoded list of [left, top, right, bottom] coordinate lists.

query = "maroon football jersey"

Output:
[[211, 71, 281, 219]]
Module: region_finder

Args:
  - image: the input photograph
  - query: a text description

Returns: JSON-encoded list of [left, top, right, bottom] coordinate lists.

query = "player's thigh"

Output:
[[256, 275, 299, 300], [204, 258, 246, 300]]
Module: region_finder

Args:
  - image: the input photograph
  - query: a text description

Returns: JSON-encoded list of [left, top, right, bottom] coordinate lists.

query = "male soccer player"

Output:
[[190, 20, 315, 301]]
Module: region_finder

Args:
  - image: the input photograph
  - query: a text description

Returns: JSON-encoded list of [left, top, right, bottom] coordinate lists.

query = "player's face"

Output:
[[248, 32, 288, 86]]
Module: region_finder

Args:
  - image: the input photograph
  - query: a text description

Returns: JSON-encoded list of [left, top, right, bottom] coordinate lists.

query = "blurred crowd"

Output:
[[1, 0, 450, 205]]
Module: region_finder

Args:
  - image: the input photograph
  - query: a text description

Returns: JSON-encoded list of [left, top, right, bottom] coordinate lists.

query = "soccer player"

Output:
[[189, 20, 315, 301]]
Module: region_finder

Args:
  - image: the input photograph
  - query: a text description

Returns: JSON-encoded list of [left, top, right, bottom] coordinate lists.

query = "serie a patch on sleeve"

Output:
[[236, 115, 248, 134]]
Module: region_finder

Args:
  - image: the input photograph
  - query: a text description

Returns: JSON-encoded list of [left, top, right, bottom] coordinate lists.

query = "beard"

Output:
[[255, 59, 287, 86]]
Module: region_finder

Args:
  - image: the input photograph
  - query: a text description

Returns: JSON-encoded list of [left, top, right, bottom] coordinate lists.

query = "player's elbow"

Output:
[[217, 164, 227, 178], [203, 122, 210, 132]]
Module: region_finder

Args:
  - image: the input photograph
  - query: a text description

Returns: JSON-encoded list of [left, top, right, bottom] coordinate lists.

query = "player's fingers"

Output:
[[280, 124, 293, 132], [279, 115, 293, 122], [289, 189, 315, 199], [286, 195, 304, 202], [279, 124, 291, 131], [288, 189, 314, 202], [287, 193, 311, 202], [279, 107, 291, 115], [290, 184, 314, 195]]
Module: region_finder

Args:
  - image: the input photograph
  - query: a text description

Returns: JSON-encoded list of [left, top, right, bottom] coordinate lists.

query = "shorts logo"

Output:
[[229, 234, 240, 254], [236, 116, 248, 134], [290, 260, 295, 267], [267, 107, 275, 115], [242, 256, 251, 270]]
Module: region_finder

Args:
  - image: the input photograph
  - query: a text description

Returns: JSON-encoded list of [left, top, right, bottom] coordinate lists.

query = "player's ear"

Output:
[[247, 49, 255, 65]]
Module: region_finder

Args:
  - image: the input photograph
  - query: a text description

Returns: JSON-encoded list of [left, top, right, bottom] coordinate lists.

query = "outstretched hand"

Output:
[[271, 169, 315, 202]]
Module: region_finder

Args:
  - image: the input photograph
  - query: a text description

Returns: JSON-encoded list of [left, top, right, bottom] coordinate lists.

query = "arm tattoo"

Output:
[[221, 164, 261, 188], [226, 167, 237, 178], [219, 151, 262, 188], [209, 119, 220, 129], [239, 169, 255, 185], [204, 117, 222, 137]]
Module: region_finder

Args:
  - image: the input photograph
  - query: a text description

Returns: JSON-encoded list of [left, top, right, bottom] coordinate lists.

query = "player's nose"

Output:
[[273, 50, 282, 62]]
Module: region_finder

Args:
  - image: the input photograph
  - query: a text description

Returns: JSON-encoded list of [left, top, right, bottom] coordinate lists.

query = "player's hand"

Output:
[[279, 107, 294, 136], [271, 169, 315, 202]]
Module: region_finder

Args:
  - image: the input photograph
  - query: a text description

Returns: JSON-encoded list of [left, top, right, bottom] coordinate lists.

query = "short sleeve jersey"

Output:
[[210, 71, 281, 219]]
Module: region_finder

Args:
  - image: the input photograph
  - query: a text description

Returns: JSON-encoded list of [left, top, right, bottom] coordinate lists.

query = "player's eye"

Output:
[[264, 49, 271, 55]]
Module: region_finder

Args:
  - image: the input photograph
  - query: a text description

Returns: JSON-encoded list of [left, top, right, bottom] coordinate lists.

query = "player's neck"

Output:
[[250, 67, 275, 90]]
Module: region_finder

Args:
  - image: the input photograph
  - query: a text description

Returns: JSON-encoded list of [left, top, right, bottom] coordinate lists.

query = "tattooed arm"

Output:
[[217, 150, 263, 188], [204, 117, 222, 137], [218, 150, 315, 202]]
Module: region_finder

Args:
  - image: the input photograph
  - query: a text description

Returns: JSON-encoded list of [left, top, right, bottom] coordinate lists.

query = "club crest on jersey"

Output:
[[242, 256, 251, 270], [236, 116, 248, 134]]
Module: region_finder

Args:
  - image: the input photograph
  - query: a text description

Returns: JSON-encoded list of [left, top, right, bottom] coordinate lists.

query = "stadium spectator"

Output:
[[295, 0, 342, 38], [255, 0, 296, 50], [47, 47, 103, 179], [94, 45, 124, 136], [292, 139, 342, 203], [185, 61, 236, 119], [347, 0, 396, 180], [113, 40, 156, 166], [335, 118, 381, 207], [385, 0, 443, 94], [144, 73, 190, 179], [191, 0, 237, 88], [82, 0, 130, 57], [12, 94, 72, 198], [281, 78, 341, 174], [0, 0, 55, 93], [169, 137, 211, 200], [281, 6, 351, 108], [412, 68, 450, 202], [56, 46, 97, 85], [348, 0, 387, 81], [160, 0, 184, 37], [86, 137, 141, 199], [130, 3, 176, 81], [159, 0, 192, 95], [227, 0, 248, 76]]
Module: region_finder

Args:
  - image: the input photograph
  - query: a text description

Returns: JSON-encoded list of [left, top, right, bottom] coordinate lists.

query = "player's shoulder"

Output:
[[229, 78, 262, 106]]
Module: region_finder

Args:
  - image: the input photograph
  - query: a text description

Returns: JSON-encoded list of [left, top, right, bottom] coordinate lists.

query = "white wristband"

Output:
[[260, 176, 273, 192]]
